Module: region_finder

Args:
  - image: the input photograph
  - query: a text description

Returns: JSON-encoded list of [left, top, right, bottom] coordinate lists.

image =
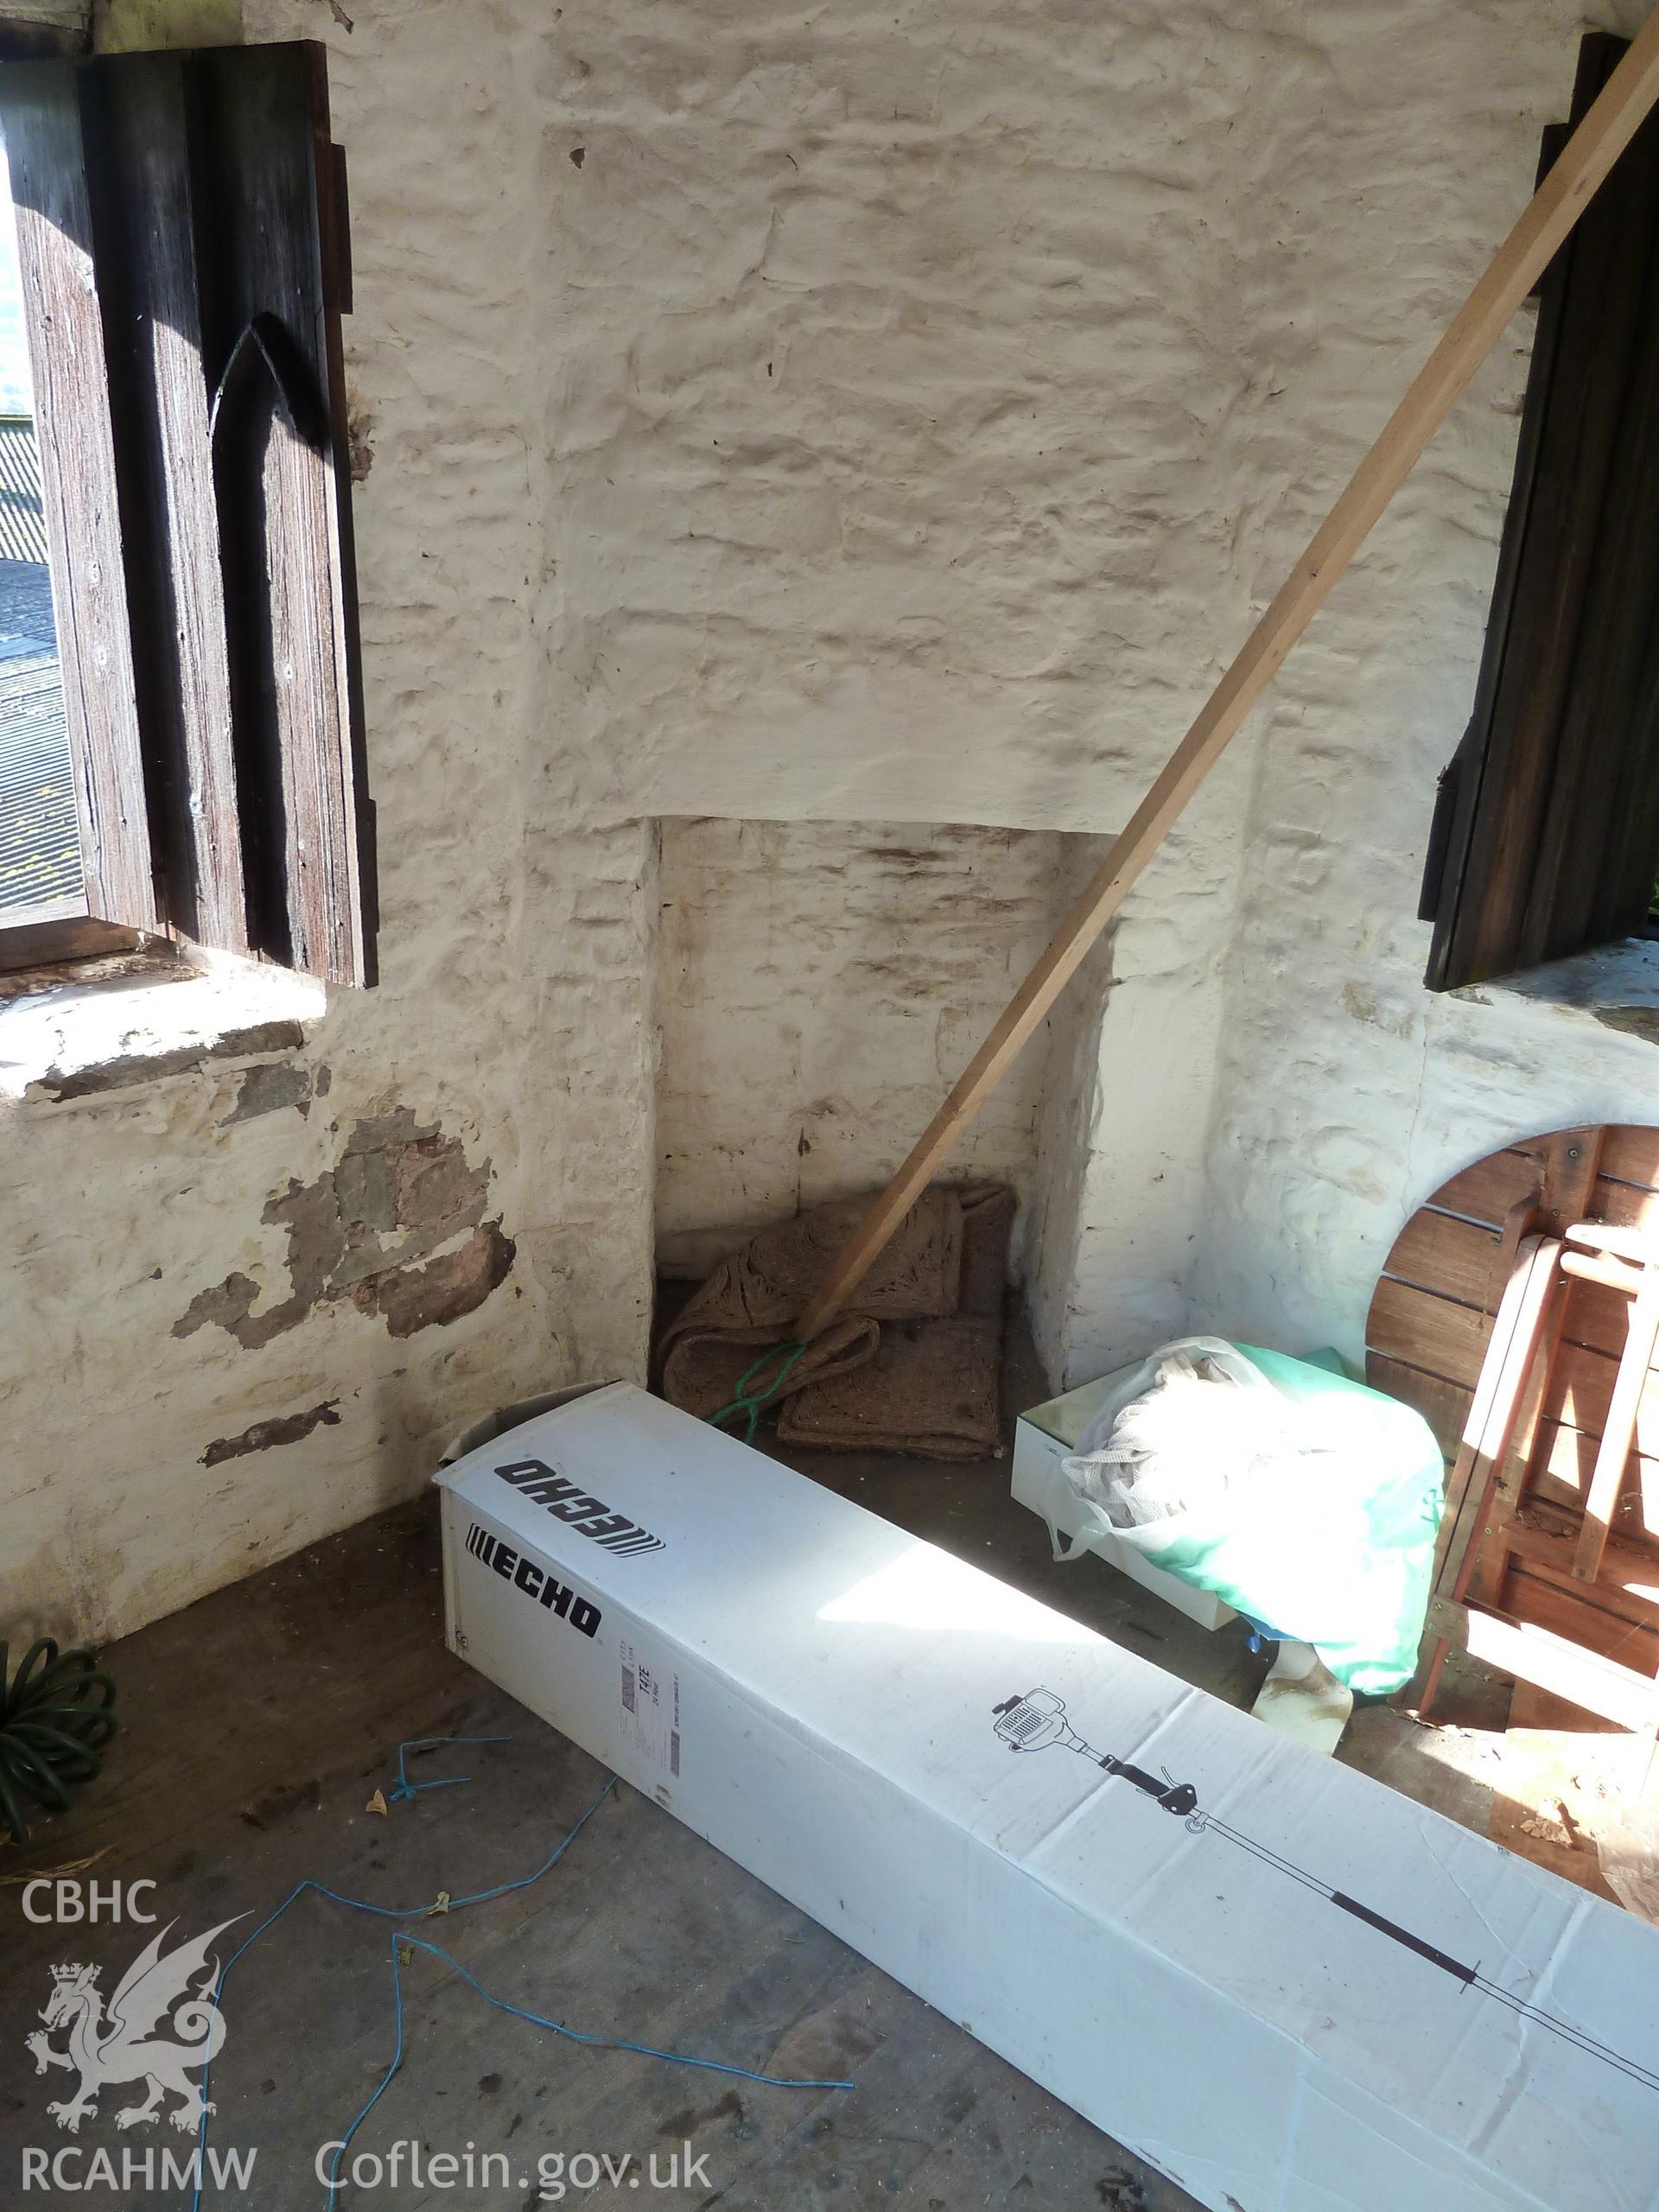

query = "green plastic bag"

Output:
[[1065, 1341, 1444, 1696]]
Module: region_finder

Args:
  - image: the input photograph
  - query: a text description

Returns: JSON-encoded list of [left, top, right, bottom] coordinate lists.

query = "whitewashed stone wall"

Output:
[[4, 0, 1652, 1645], [1179, 1, 1659, 1376], [3, 0, 663, 1645]]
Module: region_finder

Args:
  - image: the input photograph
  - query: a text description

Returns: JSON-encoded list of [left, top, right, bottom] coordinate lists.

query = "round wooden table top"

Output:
[[1365, 1122, 1659, 1712], [1365, 1122, 1659, 1460]]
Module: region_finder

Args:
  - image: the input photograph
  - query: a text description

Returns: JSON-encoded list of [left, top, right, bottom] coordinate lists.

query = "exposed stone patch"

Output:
[[396, 1130, 490, 1230], [175, 1270, 264, 1344], [357, 1221, 517, 1338], [225, 1061, 314, 1124], [345, 384, 373, 477], [1592, 1007, 1659, 1046], [175, 1112, 512, 1346], [202, 1402, 341, 1466]]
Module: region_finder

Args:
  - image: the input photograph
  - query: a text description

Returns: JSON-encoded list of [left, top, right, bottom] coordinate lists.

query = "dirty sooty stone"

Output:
[[202, 1402, 340, 1466], [224, 1060, 313, 1124], [357, 1221, 516, 1338], [38, 1021, 308, 1102], [174, 1112, 514, 1347]]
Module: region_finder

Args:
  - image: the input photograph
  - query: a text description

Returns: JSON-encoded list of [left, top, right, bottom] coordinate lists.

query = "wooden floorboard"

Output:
[[0, 1490, 1201, 2210]]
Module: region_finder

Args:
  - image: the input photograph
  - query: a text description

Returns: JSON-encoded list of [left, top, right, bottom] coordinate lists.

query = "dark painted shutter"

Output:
[[0, 41, 375, 984], [1422, 33, 1659, 991], [2, 61, 158, 933]]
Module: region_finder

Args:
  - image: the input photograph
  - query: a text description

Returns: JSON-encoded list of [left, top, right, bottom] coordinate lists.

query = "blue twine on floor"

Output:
[[386, 1733, 510, 1804], [325, 1930, 855, 2212], [187, 1739, 851, 2212]]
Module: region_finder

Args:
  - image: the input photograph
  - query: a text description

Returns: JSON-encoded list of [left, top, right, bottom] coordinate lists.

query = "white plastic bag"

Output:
[[1064, 1336, 1306, 1531], [1052, 1336, 1446, 1695]]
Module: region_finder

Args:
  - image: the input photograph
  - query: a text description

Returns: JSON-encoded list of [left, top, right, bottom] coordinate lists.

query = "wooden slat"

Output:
[[1427, 1596, 1659, 1730], [1420, 1235, 1566, 1712], [1574, 1261, 1659, 1577], [1531, 1418, 1659, 1538], [0, 61, 156, 931], [1421, 39, 1622, 982], [1366, 1275, 1494, 1389], [194, 41, 372, 986], [1590, 236, 1659, 946], [1408, 1128, 1627, 1241], [1470, 1225, 1579, 1610], [1599, 1128, 1659, 1192], [1562, 1249, 1646, 1295], [1426, 35, 1659, 983], [1356, 1357, 1659, 1536], [1501, 1563, 1659, 1674], [1541, 1124, 1606, 1224], [0, 907, 141, 973], [1414, 1147, 1544, 1231], [1502, 1510, 1659, 1630], [1551, 1338, 1659, 1457], [1517, 67, 1659, 967], [1364, 1352, 1469, 1459], [1584, 1175, 1659, 1233], [1381, 1209, 1502, 1309], [791, 18, 1659, 1339], [1370, 1278, 1659, 1465], [1559, 1271, 1659, 1362], [326, 143, 352, 314], [81, 51, 247, 954], [1566, 1217, 1659, 1263], [306, 43, 374, 977]]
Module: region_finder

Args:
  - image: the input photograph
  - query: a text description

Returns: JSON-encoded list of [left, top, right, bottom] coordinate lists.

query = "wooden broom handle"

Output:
[[793, 14, 1659, 1344]]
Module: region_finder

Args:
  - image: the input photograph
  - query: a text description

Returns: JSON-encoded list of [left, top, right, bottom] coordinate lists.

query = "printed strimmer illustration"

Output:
[[990, 1688, 1658, 2094]]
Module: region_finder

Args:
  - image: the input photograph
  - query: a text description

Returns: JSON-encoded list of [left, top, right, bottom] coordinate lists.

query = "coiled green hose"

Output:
[[0, 1638, 117, 1846]]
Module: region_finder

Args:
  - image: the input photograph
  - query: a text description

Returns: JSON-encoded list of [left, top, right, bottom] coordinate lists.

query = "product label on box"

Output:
[[620, 1637, 680, 1777]]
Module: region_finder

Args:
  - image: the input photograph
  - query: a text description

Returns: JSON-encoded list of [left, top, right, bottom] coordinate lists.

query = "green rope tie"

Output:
[[708, 1339, 809, 1444]]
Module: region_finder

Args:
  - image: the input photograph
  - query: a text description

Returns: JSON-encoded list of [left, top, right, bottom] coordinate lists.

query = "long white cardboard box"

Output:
[[435, 1382, 1659, 2212]]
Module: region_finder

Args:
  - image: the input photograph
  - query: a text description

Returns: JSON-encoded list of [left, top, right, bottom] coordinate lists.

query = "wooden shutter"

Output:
[[1421, 34, 1659, 991], [2, 61, 158, 932], [0, 41, 375, 984]]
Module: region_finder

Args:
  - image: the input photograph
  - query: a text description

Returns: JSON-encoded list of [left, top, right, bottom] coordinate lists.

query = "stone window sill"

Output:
[[1450, 937, 1659, 1043], [0, 946, 327, 1102]]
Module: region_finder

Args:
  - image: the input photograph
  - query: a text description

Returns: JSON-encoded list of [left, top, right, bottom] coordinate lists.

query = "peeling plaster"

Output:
[[175, 1111, 514, 1347], [346, 382, 373, 480], [201, 1401, 341, 1466]]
